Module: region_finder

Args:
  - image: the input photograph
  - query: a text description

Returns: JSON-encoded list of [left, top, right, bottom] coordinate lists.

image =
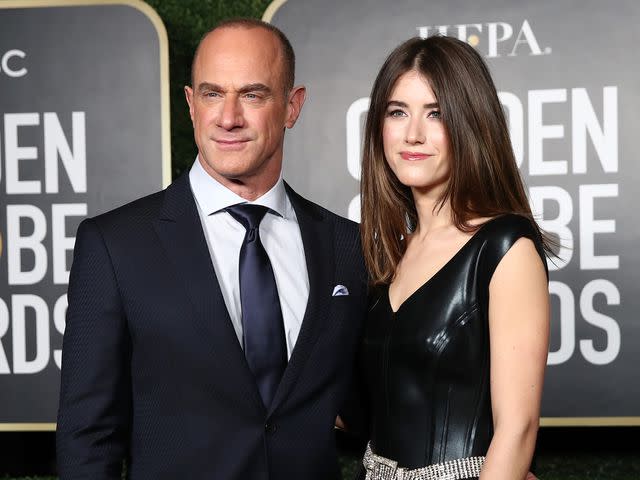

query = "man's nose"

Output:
[[217, 96, 244, 130]]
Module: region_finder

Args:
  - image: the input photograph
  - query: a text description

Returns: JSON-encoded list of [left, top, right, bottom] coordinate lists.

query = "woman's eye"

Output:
[[387, 109, 406, 117], [427, 110, 441, 119]]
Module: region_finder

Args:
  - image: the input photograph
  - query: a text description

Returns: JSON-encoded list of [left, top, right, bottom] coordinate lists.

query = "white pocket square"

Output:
[[332, 285, 349, 296]]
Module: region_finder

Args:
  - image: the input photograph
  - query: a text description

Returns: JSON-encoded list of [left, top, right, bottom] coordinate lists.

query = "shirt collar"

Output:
[[189, 157, 288, 218]]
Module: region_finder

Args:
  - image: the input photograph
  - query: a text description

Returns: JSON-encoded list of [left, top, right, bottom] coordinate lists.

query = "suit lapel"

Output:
[[269, 183, 335, 414], [153, 173, 264, 412]]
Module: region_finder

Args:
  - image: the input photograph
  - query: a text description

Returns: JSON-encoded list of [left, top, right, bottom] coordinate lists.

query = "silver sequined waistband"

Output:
[[363, 443, 485, 480]]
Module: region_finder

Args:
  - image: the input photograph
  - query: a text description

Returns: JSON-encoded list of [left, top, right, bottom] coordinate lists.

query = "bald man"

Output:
[[56, 19, 367, 480]]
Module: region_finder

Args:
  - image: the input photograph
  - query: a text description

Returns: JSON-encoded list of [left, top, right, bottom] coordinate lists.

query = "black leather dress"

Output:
[[360, 214, 546, 472]]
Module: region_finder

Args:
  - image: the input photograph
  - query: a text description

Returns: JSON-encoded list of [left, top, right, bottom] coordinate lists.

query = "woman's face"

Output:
[[382, 70, 450, 196]]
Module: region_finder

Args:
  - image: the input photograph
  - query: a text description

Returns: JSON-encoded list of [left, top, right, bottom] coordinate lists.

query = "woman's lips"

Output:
[[400, 151, 431, 161]]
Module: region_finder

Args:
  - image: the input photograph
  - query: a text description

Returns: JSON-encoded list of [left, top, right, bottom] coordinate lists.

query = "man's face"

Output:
[[185, 27, 304, 194]]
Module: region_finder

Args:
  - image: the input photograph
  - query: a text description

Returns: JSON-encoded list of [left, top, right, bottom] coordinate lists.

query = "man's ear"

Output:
[[184, 85, 195, 122], [285, 85, 307, 129]]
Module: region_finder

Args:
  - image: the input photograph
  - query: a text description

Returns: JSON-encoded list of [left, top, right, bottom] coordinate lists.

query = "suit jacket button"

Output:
[[265, 423, 276, 434]]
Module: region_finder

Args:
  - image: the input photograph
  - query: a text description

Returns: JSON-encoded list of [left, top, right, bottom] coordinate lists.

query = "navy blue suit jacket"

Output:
[[56, 173, 368, 480]]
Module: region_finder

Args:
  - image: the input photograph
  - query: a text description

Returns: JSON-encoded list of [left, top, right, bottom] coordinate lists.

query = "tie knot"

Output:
[[226, 204, 269, 231]]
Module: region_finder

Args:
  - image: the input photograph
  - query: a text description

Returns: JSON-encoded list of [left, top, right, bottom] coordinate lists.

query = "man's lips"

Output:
[[214, 138, 250, 151], [400, 151, 431, 161]]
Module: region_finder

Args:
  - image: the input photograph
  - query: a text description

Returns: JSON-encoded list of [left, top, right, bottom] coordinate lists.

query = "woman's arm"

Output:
[[480, 237, 549, 480]]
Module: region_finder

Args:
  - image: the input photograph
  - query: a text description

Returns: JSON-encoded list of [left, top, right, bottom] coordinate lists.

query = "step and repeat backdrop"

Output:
[[267, 0, 639, 424], [0, 0, 169, 429], [0, 0, 637, 428]]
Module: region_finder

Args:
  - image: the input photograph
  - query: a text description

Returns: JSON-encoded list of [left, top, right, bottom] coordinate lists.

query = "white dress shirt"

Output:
[[189, 158, 309, 358]]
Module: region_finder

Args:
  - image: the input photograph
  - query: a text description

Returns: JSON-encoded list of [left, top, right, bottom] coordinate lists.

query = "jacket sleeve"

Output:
[[56, 218, 132, 480]]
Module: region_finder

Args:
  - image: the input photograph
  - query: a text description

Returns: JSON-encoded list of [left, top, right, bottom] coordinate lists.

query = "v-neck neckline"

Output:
[[387, 216, 501, 314]]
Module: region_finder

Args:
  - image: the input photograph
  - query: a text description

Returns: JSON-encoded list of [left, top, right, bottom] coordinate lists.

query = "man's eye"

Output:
[[244, 93, 259, 100], [204, 91, 221, 98]]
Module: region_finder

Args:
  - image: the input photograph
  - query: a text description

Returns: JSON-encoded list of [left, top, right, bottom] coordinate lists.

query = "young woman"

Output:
[[359, 36, 550, 480]]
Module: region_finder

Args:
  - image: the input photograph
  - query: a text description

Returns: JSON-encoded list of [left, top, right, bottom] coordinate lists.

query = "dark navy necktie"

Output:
[[226, 204, 287, 407]]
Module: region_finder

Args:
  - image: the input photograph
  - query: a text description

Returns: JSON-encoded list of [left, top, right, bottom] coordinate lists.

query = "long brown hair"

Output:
[[361, 35, 549, 285]]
